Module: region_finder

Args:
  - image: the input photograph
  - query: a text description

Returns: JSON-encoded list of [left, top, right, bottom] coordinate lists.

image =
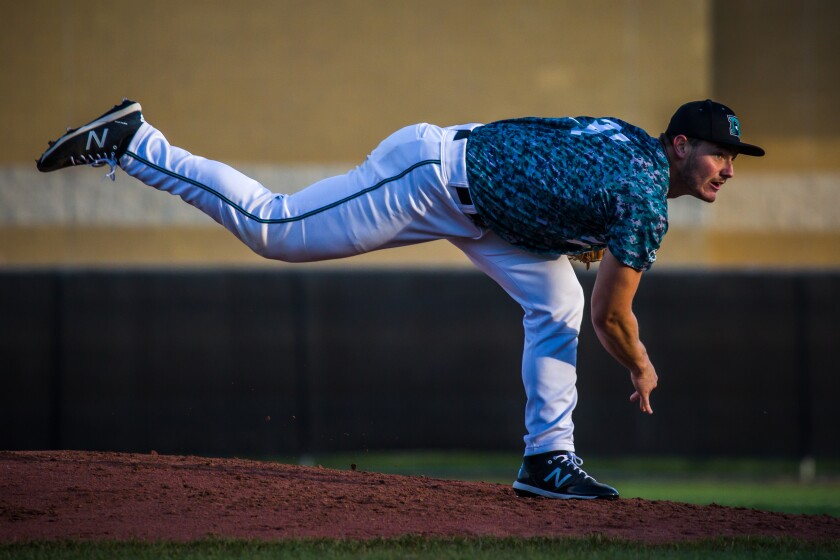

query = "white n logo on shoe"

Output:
[[544, 468, 572, 488], [86, 129, 108, 151]]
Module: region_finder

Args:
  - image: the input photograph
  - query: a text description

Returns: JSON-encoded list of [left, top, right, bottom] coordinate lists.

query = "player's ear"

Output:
[[672, 135, 691, 159]]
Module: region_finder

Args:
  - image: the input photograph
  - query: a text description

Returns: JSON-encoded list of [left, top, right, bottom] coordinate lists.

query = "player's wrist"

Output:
[[629, 358, 655, 378]]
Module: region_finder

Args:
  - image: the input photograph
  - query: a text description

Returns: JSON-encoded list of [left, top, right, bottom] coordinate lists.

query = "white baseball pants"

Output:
[[121, 122, 585, 456]]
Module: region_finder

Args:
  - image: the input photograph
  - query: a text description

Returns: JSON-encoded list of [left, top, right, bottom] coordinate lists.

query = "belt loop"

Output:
[[443, 124, 485, 228]]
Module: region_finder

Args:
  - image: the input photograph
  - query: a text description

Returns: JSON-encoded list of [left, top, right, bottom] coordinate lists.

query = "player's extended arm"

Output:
[[590, 250, 659, 414]]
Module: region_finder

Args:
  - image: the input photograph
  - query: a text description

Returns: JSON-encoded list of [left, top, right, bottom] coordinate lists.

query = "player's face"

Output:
[[681, 141, 737, 203]]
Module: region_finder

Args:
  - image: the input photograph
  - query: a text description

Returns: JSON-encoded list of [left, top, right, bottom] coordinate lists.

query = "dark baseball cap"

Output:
[[666, 99, 765, 157]]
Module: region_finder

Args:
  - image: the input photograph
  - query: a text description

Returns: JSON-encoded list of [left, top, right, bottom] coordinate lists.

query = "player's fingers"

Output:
[[642, 397, 653, 414], [631, 391, 653, 414]]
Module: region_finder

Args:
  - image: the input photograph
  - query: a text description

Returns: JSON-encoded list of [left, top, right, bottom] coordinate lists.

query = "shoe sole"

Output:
[[39, 102, 142, 165], [512, 481, 618, 500]]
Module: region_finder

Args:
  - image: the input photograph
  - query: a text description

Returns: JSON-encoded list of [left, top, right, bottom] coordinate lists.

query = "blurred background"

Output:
[[1, 0, 838, 508], [3, 0, 839, 268]]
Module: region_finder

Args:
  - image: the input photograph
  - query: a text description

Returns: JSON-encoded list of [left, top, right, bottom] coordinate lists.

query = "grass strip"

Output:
[[2, 536, 839, 560]]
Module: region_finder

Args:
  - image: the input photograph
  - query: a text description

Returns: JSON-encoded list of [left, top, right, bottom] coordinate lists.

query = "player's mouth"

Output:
[[709, 179, 725, 192]]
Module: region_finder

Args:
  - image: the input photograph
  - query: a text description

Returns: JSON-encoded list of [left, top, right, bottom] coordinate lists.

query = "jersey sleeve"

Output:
[[605, 187, 668, 272]]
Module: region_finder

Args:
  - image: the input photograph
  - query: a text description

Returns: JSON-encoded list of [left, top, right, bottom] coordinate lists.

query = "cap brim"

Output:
[[731, 142, 765, 157]]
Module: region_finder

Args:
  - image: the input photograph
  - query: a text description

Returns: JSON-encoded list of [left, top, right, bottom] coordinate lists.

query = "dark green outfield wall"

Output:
[[1, 269, 837, 458]]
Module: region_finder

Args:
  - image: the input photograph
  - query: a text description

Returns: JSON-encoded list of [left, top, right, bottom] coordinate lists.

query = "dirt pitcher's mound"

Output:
[[1, 450, 838, 543]]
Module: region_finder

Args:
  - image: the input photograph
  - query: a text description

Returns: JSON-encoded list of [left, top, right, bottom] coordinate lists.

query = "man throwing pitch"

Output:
[[37, 98, 764, 500]]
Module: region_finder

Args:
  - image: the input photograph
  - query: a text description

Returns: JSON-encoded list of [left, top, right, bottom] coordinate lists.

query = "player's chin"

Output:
[[698, 184, 719, 203]]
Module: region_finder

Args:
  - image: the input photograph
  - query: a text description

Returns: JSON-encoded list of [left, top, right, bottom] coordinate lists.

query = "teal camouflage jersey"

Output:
[[465, 117, 669, 271]]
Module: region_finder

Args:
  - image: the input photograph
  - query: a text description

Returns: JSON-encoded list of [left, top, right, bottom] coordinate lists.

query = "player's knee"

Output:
[[234, 231, 282, 261], [568, 281, 585, 316], [527, 281, 585, 334], [567, 284, 586, 331], [245, 238, 310, 263], [247, 241, 294, 262], [229, 223, 294, 262]]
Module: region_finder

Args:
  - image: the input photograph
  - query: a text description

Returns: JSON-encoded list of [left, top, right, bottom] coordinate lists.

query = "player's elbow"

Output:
[[591, 311, 612, 339], [590, 299, 611, 331], [591, 305, 628, 338]]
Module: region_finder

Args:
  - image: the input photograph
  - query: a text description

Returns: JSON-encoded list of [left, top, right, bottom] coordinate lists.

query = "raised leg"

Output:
[[120, 123, 481, 262]]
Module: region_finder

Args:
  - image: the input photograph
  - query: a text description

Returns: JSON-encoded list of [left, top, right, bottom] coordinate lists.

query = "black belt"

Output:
[[455, 186, 473, 205]]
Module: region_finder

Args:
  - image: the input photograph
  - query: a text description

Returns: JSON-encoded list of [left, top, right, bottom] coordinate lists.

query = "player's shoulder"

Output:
[[487, 116, 653, 140]]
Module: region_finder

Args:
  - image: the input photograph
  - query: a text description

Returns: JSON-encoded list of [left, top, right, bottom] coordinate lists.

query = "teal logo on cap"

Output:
[[727, 115, 741, 138]]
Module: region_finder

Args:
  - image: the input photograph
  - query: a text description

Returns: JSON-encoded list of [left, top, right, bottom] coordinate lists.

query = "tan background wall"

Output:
[[714, 0, 840, 172], [2, 0, 838, 269]]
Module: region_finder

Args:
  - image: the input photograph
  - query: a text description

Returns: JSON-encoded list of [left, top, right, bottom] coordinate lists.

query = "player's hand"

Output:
[[629, 365, 658, 414]]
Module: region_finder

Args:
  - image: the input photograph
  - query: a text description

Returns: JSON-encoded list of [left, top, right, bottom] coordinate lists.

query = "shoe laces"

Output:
[[70, 152, 119, 181], [550, 452, 593, 480]]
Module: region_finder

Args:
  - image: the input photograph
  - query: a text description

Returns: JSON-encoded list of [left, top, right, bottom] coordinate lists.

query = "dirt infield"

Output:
[[1, 450, 838, 543]]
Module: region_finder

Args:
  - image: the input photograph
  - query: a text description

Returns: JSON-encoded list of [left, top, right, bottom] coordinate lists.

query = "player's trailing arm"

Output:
[[590, 251, 659, 414]]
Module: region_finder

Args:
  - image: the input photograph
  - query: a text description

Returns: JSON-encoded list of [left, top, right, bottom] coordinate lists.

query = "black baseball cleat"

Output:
[[512, 451, 619, 500], [36, 99, 144, 179]]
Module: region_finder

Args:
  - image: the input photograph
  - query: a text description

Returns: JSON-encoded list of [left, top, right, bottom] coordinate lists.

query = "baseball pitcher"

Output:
[[37, 98, 764, 499]]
